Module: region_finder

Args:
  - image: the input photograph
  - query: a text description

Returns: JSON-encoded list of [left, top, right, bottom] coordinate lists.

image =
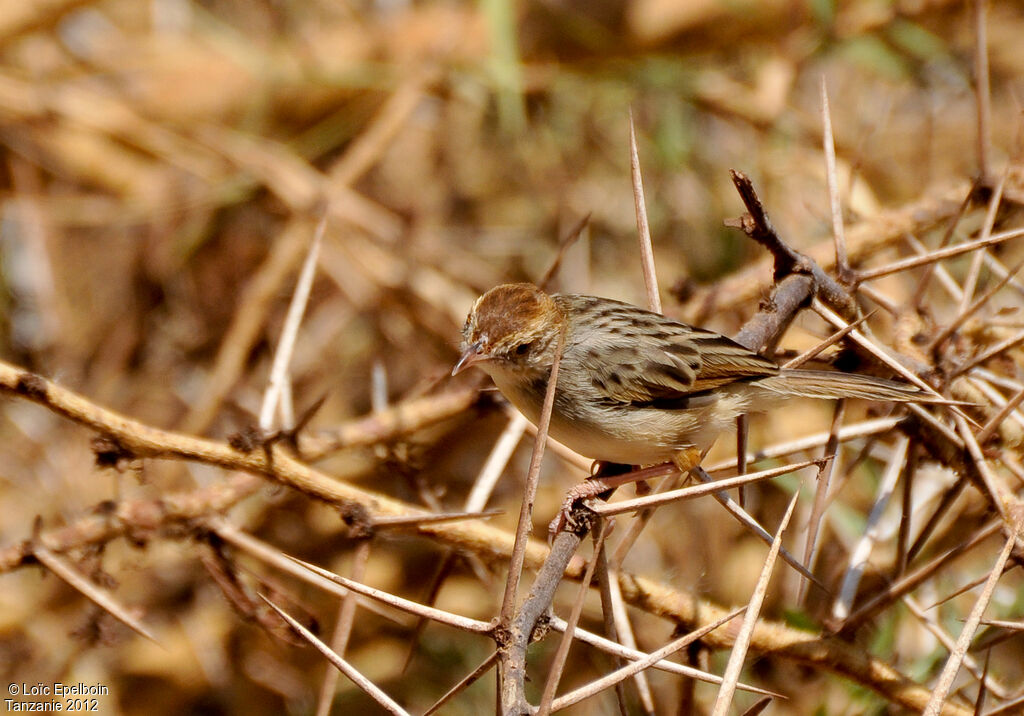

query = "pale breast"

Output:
[[486, 362, 726, 465]]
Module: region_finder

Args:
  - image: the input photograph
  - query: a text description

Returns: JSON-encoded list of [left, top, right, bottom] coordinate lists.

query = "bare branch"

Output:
[[552, 608, 780, 711], [820, 78, 851, 283], [259, 594, 411, 716], [287, 556, 492, 634], [499, 326, 566, 624], [259, 215, 325, 430], [536, 521, 610, 716], [711, 492, 799, 716], [974, 0, 992, 180], [832, 436, 910, 621], [801, 404, 845, 604], [33, 543, 159, 644], [591, 459, 820, 517], [421, 652, 499, 716], [923, 518, 1021, 715], [856, 226, 1024, 282], [629, 111, 661, 313], [315, 540, 371, 716]]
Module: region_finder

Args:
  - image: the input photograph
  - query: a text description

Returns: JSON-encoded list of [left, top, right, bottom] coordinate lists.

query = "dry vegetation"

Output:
[[2, 1, 1024, 714]]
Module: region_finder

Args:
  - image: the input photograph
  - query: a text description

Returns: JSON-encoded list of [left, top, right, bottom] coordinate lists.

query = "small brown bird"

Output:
[[453, 283, 940, 473]]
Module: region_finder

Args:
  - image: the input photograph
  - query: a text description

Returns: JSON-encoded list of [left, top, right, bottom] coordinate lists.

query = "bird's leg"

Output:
[[672, 446, 702, 474], [549, 460, 683, 536]]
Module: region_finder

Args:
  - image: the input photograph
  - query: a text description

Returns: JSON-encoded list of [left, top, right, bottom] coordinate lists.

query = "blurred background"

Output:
[[1, 0, 1023, 714]]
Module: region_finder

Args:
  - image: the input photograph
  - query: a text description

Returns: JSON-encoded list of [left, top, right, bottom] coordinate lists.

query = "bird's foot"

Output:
[[549, 458, 689, 537]]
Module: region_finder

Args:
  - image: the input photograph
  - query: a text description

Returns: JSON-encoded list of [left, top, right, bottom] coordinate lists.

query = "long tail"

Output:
[[755, 369, 950, 404]]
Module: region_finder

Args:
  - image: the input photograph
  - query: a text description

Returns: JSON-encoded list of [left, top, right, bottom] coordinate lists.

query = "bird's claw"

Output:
[[548, 480, 610, 539]]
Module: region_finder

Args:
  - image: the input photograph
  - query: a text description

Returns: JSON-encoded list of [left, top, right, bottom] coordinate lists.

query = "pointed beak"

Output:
[[452, 341, 486, 376]]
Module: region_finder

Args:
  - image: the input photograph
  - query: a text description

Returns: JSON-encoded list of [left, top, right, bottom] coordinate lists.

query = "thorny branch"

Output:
[[497, 172, 1010, 715], [2, 175, 1021, 714]]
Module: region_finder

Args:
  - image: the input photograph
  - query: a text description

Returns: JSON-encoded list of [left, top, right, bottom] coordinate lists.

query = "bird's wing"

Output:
[[562, 296, 779, 406]]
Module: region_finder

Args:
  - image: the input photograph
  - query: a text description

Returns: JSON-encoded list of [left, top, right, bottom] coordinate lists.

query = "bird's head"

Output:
[[452, 283, 562, 376]]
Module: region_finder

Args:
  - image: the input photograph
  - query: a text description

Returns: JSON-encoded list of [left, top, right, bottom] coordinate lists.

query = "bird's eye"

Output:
[[515, 342, 532, 356]]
